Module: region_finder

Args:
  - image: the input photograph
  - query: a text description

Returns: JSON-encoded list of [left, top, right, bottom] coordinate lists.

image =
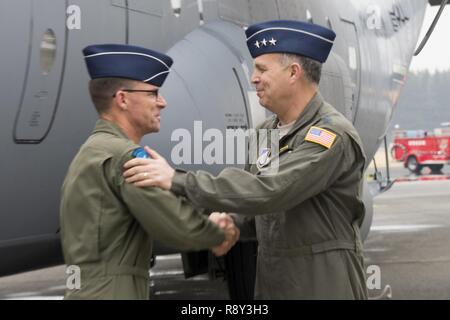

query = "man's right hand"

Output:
[[209, 212, 240, 256]]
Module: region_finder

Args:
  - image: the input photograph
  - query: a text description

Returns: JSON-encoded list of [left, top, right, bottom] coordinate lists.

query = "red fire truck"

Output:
[[391, 128, 450, 174]]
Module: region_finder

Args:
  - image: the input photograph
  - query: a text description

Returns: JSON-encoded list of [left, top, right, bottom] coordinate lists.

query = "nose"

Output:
[[251, 71, 260, 85], [157, 95, 167, 109]]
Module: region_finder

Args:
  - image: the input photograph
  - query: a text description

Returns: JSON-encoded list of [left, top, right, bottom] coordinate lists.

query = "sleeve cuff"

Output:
[[170, 170, 188, 196]]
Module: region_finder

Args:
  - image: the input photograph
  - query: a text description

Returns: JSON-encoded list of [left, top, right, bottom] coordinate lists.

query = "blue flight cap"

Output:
[[245, 20, 336, 63], [83, 44, 173, 87]]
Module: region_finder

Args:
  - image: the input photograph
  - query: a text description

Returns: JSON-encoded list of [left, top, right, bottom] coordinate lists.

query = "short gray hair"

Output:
[[279, 53, 322, 84], [88, 78, 138, 114]]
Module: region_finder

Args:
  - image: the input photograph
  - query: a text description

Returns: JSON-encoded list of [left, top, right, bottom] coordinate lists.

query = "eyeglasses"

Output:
[[112, 89, 159, 98]]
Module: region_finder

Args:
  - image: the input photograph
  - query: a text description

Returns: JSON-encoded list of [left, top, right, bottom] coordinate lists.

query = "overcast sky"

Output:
[[409, 5, 450, 72]]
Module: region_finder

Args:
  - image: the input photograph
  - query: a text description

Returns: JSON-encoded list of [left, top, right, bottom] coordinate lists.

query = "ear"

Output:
[[289, 63, 302, 82], [113, 90, 128, 111]]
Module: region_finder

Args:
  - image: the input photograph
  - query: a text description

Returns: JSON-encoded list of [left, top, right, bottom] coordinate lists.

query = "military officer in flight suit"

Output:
[[124, 20, 368, 299], [60, 44, 239, 300]]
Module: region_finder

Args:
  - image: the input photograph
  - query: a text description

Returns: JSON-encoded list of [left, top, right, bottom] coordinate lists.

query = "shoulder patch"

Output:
[[305, 126, 337, 149], [132, 147, 151, 159]]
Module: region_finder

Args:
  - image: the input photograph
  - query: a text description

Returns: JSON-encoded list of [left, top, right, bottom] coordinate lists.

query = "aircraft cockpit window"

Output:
[[40, 29, 57, 75], [306, 10, 313, 23], [171, 0, 181, 17]]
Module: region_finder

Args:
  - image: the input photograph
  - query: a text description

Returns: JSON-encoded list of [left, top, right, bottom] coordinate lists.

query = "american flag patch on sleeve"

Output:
[[305, 126, 337, 149]]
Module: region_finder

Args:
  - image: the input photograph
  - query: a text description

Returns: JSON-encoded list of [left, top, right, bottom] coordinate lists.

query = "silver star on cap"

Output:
[[255, 40, 260, 48], [269, 38, 277, 46], [261, 38, 268, 46]]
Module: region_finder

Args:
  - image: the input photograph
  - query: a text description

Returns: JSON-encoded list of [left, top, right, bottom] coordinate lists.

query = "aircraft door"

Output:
[[339, 18, 361, 123], [0, 1, 32, 144], [13, 0, 67, 143]]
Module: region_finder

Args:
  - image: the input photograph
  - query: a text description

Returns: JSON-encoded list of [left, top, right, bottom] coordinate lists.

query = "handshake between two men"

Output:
[[208, 212, 240, 256], [123, 146, 240, 257]]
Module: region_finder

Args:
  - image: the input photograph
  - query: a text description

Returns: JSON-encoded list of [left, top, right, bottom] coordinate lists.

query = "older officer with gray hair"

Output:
[[60, 44, 239, 300], [124, 20, 368, 299]]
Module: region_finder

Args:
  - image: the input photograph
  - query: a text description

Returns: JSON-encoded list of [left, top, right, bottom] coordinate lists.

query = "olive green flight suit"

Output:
[[171, 93, 368, 299], [60, 119, 224, 300]]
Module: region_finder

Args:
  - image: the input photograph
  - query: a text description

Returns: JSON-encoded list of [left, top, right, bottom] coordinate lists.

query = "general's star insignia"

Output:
[[269, 38, 277, 46]]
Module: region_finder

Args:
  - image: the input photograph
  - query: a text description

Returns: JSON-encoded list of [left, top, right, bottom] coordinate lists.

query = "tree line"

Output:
[[391, 69, 450, 133]]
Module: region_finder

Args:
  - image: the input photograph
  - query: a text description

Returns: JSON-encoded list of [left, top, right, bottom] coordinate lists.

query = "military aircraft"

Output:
[[0, 0, 447, 299]]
